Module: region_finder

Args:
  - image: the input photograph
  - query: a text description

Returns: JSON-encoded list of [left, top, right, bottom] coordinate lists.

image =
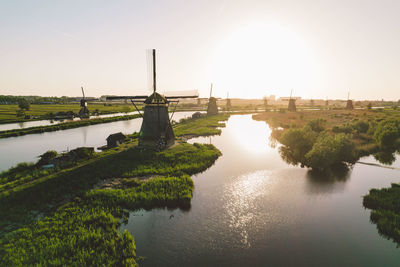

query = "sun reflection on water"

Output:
[[223, 170, 273, 247], [229, 116, 273, 154]]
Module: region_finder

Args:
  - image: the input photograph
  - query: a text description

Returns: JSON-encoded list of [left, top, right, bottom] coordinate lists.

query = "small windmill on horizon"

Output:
[[346, 91, 354, 110], [207, 83, 218, 115], [288, 89, 296, 112], [226, 92, 231, 111]]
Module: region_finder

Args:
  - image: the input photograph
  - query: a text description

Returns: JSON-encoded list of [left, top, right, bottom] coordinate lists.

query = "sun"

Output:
[[208, 22, 320, 98]]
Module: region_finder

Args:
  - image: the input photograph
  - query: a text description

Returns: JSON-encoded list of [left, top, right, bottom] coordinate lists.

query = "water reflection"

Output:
[[229, 115, 272, 154], [118, 114, 400, 266], [305, 166, 351, 195], [223, 170, 273, 247]]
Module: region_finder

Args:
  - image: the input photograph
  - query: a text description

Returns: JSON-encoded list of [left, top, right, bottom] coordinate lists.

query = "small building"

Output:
[[192, 112, 203, 119], [107, 132, 126, 148]]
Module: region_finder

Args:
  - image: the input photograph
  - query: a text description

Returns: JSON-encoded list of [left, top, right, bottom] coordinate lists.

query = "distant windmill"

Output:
[[106, 49, 198, 150], [79, 87, 90, 118], [310, 98, 314, 107], [226, 92, 231, 111], [263, 96, 268, 110], [325, 97, 329, 109], [207, 83, 218, 115], [288, 89, 296, 112], [346, 91, 354, 110]]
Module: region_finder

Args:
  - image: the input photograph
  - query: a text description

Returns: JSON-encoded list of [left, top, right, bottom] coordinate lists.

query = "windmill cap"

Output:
[[144, 92, 168, 104]]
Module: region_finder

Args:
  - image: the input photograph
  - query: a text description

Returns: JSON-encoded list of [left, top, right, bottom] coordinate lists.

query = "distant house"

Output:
[[107, 132, 126, 148]]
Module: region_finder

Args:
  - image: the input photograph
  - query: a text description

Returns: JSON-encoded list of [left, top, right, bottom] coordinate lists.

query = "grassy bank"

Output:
[[363, 183, 400, 245], [0, 114, 142, 138], [0, 114, 229, 266], [0, 103, 139, 124], [174, 113, 230, 137], [253, 109, 400, 170]]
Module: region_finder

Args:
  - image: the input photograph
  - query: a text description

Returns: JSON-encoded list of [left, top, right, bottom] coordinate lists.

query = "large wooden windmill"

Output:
[[107, 49, 198, 149], [207, 83, 218, 115]]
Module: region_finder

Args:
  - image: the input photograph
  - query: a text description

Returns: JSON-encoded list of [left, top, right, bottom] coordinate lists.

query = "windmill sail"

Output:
[[79, 86, 90, 118]]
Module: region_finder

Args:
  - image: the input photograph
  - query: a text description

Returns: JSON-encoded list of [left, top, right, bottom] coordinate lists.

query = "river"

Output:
[[0, 111, 141, 131], [120, 114, 400, 266], [0, 111, 194, 172]]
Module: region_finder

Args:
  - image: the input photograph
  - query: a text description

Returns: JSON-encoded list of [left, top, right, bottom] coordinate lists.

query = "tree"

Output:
[[18, 98, 30, 110]]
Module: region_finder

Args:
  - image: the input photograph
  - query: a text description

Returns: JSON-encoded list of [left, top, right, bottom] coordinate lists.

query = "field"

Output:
[[0, 103, 137, 124], [0, 114, 229, 266]]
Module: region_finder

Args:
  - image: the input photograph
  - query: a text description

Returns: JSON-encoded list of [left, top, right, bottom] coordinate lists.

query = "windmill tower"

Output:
[[325, 97, 329, 109], [107, 49, 198, 150], [288, 89, 296, 112], [346, 92, 354, 110], [226, 92, 231, 111], [79, 87, 90, 118], [263, 96, 268, 110], [207, 83, 218, 115]]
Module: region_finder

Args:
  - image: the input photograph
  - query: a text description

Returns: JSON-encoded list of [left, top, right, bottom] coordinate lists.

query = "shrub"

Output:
[[373, 120, 400, 149], [306, 118, 326, 132]]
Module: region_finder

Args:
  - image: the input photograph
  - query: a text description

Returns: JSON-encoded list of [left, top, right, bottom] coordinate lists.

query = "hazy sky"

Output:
[[1, 0, 400, 100]]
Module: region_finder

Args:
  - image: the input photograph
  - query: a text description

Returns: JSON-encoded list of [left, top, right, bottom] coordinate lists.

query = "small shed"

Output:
[[107, 132, 126, 148], [192, 112, 203, 119]]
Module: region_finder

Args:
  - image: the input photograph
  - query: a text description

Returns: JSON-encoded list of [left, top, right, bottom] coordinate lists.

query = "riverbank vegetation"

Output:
[[0, 114, 229, 265], [174, 113, 230, 137], [0, 114, 141, 138], [0, 103, 140, 124], [363, 183, 400, 245], [253, 109, 400, 170]]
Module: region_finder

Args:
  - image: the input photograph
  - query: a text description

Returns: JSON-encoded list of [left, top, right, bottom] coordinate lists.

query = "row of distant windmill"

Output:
[[286, 90, 354, 112], [80, 49, 355, 150]]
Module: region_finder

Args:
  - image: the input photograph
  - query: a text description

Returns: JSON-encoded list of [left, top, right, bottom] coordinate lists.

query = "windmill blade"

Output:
[[81, 87, 86, 99], [106, 96, 148, 100], [165, 95, 199, 99], [146, 49, 157, 92]]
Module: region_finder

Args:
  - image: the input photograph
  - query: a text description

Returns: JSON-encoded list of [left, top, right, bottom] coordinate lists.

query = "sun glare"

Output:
[[209, 22, 320, 98]]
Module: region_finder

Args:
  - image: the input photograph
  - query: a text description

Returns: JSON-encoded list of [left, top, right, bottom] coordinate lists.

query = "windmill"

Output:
[[207, 83, 218, 115], [263, 96, 268, 110], [226, 92, 231, 111], [346, 91, 354, 110], [79, 87, 90, 118], [288, 89, 296, 112], [325, 96, 329, 108], [106, 49, 198, 150]]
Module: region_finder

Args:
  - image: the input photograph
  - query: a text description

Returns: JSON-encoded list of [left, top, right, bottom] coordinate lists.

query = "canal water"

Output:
[[0, 111, 140, 131], [121, 114, 400, 266], [0, 111, 194, 172]]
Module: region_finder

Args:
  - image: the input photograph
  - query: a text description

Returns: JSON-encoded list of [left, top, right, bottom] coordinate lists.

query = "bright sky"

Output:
[[1, 0, 400, 100]]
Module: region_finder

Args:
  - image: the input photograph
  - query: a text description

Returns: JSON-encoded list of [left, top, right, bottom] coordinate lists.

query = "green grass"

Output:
[[174, 113, 230, 137], [0, 103, 139, 124], [0, 113, 230, 266], [0, 114, 141, 138]]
